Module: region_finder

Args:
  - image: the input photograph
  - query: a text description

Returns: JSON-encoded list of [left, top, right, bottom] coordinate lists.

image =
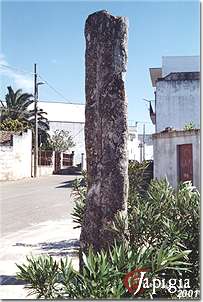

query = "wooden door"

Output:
[[178, 144, 193, 183]]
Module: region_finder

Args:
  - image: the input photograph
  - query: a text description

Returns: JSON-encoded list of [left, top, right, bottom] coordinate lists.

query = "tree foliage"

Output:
[[183, 122, 196, 130], [0, 118, 28, 132], [47, 129, 75, 152], [0, 86, 49, 145]]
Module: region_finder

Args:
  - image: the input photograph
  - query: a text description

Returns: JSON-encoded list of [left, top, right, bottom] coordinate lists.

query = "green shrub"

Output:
[[71, 161, 153, 230], [70, 163, 199, 292], [71, 176, 87, 229], [113, 179, 200, 291], [16, 242, 191, 299], [128, 160, 153, 196], [0, 118, 28, 132], [16, 163, 200, 298], [16, 256, 78, 299], [183, 122, 196, 130]]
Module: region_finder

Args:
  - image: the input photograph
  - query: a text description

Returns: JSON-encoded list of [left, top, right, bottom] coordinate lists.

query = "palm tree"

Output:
[[0, 86, 49, 145], [1, 86, 34, 122]]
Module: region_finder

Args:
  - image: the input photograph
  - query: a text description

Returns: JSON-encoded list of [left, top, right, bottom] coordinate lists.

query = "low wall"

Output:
[[0, 130, 32, 181], [32, 152, 55, 177], [153, 129, 200, 189], [37, 165, 54, 177]]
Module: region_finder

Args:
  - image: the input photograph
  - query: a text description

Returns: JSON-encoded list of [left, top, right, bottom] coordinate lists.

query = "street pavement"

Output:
[[0, 175, 81, 299], [0, 175, 77, 236]]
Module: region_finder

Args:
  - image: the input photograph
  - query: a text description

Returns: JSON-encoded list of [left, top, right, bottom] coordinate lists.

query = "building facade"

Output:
[[128, 125, 140, 161], [155, 72, 200, 132], [153, 129, 200, 189], [38, 101, 85, 166], [149, 56, 200, 189]]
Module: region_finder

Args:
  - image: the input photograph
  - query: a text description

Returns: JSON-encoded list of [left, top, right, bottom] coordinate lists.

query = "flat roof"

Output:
[[38, 101, 85, 123], [149, 68, 162, 87]]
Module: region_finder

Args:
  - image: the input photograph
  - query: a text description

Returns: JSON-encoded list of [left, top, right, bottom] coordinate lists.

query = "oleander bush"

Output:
[[16, 161, 200, 298], [16, 241, 191, 299], [71, 174, 87, 229]]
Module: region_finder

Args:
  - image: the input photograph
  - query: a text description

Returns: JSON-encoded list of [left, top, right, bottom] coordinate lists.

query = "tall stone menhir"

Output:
[[80, 10, 128, 254]]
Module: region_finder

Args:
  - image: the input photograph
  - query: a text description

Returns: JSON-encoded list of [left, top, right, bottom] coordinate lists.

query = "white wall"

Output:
[[38, 165, 54, 177], [0, 130, 32, 181], [128, 126, 140, 161], [128, 136, 140, 161], [38, 102, 85, 123], [49, 121, 85, 166], [128, 130, 154, 162], [156, 79, 200, 132], [145, 145, 153, 160], [162, 56, 200, 77], [153, 130, 200, 189]]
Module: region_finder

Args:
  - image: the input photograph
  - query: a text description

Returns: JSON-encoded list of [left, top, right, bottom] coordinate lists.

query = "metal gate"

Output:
[[63, 152, 74, 167], [177, 144, 193, 183], [54, 151, 61, 173]]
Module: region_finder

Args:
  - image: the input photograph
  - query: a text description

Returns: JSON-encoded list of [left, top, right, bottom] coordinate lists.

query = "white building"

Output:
[[150, 56, 200, 189], [150, 56, 200, 132], [128, 125, 140, 161], [38, 101, 85, 166], [138, 134, 153, 161]]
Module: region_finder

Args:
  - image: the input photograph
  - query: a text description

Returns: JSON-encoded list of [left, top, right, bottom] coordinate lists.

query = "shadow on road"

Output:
[[0, 275, 27, 285], [13, 239, 80, 257], [55, 179, 75, 188]]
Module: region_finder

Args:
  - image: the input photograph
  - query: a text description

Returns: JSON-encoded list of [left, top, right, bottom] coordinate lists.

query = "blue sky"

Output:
[[0, 1, 200, 133]]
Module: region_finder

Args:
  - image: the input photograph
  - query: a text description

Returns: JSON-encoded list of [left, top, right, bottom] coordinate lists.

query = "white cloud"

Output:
[[0, 53, 33, 93]]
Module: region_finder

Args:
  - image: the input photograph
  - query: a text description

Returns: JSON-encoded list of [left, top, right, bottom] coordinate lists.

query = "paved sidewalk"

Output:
[[0, 218, 80, 299], [0, 175, 83, 298]]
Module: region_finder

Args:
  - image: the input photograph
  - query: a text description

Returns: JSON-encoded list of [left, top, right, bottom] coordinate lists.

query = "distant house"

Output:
[[128, 127, 153, 162], [128, 125, 140, 161], [149, 56, 200, 189], [38, 101, 85, 166], [138, 134, 153, 161]]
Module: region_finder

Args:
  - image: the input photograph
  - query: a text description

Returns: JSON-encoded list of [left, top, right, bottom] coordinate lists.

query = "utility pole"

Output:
[[33, 63, 38, 177], [143, 123, 145, 161]]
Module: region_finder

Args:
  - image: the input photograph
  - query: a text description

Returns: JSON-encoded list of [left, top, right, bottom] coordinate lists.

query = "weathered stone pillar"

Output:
[[80, 10, 128, 254]]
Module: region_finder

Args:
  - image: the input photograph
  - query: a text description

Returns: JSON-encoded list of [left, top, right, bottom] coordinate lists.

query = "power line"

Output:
[[0, 64, 33, 75], [128, 120, 151, 124], [38, 74, 72, 103], [0, 63, 75, 104]]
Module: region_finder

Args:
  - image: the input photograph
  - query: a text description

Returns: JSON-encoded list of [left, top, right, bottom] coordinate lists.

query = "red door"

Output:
[[178, 144, 193, 183]]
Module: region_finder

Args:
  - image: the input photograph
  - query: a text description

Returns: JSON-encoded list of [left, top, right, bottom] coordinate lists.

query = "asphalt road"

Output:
[[0, 175, 78, 236]]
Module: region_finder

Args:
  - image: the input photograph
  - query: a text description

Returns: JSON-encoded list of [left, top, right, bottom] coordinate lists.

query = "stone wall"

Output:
[[0, 130, 32, 181]]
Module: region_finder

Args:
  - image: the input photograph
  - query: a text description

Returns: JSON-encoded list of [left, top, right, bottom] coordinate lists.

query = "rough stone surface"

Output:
[[80, 10, 128, 254]]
